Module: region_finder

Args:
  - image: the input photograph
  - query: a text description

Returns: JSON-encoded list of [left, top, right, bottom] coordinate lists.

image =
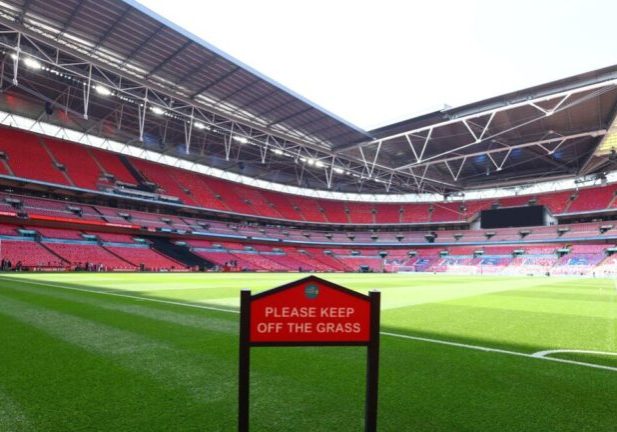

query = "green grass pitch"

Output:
[[0, 272, 616, 431]]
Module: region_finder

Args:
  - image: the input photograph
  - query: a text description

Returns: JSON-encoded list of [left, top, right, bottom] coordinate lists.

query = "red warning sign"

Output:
[[249, 276, 372, 344]]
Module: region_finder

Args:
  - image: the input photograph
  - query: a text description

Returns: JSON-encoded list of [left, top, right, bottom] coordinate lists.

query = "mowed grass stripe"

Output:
[[0, 287, 237, 403], [2, 275, 617, 374], [0, 310, 230, 432], [0, 386, 34, 432], [1, 274, 617, 431], [0, 276, 239, 313]]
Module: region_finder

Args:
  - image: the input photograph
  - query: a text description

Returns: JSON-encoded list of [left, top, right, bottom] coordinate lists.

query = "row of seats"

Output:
[[4, 187, 617, 248], [2, 126, 617, 225], [3, 220, 617, 273]]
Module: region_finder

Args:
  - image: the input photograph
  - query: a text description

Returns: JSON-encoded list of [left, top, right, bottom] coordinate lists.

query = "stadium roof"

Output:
[[0, 0, 616, 195]]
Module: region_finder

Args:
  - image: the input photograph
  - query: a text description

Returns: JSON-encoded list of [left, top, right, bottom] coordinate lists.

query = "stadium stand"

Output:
[[2, 125, 617, 274]]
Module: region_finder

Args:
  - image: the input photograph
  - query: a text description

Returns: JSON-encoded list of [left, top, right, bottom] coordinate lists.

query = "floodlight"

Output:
[[94, 85, 112, 96], [23, 57, 42, 70], [233, 135, 248, 144], [150, 106, 165, 115]]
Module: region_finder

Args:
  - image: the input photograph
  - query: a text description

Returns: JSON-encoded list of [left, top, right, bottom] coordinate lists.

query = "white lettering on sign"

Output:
[[320, 307, 355, 318], [316, 322, 361, 333], [264, 306, 317, 318], [254, 321, 362, 334], [256, 322, 284, 333]]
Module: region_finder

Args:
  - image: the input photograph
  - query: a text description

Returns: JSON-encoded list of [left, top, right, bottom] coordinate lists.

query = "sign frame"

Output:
[[238, 275, 380, 432]]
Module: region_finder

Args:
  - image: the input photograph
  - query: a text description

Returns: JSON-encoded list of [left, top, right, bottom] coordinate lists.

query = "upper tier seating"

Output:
[[536, 190, 573, 214], [90, 232, 135, 243], [431, 203, 463, 222], [400, 204, 430, 223], [89, 148, 136, 185], [131, 158, 194, 203], [44, 137, 103, 189], [568, 186, 617, 213], [347, 203, 375, 224], [4, 126, 617, 226], [31, 226, 84, 239], [374, 204, 401, 224], [0, 127, 68, 184]]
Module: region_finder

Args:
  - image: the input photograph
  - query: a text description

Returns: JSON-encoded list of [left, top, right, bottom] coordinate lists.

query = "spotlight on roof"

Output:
[[232, 135, 248, 144], [94, 85, 112, 96], [23, 57, 42, 70], [150, 106, 165, 116], [333, 167, 344, 174], [271, 148, 283, 155], [194, 121, 210, 130]]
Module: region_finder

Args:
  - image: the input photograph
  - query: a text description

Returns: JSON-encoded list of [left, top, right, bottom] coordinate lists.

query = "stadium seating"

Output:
[[347, 203, 375, 224], [0, 127, 69, 185], [131, 158, 193, 202], [400, 203, 430, 223], [0, 239, 66, 268], [5, 126, 617, 226], [567, 186, 617, 213], [44, 137, 103, 189], [105, 246, 182, 270], [43, 243, 136, 270], [90, 232, 135, 243], [89, 148, 136, 185], [31, 226, 84, 239], [431, 202, 463, 222], [7, 124, 617, 276], [536, 190, 573, 214]]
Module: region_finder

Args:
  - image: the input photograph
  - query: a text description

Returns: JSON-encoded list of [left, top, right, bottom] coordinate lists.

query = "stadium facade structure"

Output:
[[0, 0, 617, 275]]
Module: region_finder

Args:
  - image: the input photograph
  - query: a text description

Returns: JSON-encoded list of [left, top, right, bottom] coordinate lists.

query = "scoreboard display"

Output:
[[480, 205, 545, 229]]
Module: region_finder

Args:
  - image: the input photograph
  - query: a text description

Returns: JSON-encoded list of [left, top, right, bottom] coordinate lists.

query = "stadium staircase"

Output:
[[39, 138, 75, 187], [100, 245, 138, 267], [37, 241, 71, 265], [147, 237, 215, 270], [118, 155, 149, 189]]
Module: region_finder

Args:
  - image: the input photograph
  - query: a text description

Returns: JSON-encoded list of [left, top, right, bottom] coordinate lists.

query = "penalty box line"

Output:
[[2, 276, 616, 373]]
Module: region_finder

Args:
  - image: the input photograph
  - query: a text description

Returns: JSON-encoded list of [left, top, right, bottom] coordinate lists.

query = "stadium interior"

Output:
[[0, 0, 616, 277]]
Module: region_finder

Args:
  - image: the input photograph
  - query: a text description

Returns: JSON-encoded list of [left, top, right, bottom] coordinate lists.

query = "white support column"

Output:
[[478, 112, 495, 141], [138, 88, 148, 142], [419, 127, 433, 162], [325, 156, 335, 189], [11, 32, 21, 86], [462, 119, 479, 142], [184, 106, 194, 154], [369, 140, 382, 177], [405, 134, 419, 162], [224, 123, 234, 161], [259, 135, 269, 164], [83, 63, 92, 120]]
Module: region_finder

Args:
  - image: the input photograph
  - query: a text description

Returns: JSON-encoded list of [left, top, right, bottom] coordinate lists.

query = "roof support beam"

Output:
[[337, 80, 617, 152], [396, 130, 605, 171]]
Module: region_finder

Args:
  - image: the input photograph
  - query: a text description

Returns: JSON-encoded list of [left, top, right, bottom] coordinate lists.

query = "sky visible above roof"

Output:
[[136, 0, 617, 131]]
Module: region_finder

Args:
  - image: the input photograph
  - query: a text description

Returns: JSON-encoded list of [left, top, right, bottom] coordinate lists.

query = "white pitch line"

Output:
[[0, 276, 240, 314], [532, 349, 617, 358], [382, 331, 617, 372], [2, 276, 617, 373]]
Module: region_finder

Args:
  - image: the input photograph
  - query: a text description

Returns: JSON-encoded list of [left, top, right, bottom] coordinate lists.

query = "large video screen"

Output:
[[480, 205, 545, 229]]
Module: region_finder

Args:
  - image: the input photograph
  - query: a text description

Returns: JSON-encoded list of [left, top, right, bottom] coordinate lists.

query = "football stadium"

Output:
[[0, 1, 616, 431]]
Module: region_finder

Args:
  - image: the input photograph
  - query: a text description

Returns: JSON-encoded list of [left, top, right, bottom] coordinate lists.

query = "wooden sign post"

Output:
[[238, 275, 380, 431]]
